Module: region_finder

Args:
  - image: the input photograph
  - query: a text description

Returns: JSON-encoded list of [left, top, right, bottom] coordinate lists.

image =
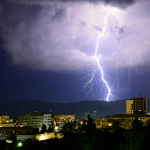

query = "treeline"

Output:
[[5, 115, 150, 150]]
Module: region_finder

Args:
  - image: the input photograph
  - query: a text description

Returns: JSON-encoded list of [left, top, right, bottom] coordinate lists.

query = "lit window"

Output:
[[108, 123, 112, 126]]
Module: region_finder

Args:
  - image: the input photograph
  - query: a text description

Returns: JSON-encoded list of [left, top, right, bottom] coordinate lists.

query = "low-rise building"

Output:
[[0, 114, 14, 127], [79, 120, 87, 125], [0, 127, 38, 140], [36, 132, 63, 141], [95, 114, 150, 132], [55, 114, 75, 126], [16, 132, 63, 141], [17, 134, 36, 141]]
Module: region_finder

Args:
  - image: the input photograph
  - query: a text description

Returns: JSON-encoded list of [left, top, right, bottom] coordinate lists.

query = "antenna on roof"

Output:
[[133, 92, 135, 99]]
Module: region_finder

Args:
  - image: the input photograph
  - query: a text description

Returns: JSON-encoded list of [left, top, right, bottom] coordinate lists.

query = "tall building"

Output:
[[19, 111, 54, 131], [126, 96, 147, 114], [55, 114, 75, 126]]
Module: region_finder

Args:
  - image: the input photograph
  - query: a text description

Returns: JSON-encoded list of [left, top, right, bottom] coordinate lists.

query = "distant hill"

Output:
[[0, 99, 150, 119]]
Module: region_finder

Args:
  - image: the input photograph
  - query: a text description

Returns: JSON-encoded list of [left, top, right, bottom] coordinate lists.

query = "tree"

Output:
[[92, 129, 102, 150], [48, 125, 53, 132], [41, 124, 46, 133], [62, 122, 74, 131], [143, 123, 150, 149], [63, 132, 92, 150], [112, 128, 126, 150], [126, 117, 146, 150], [85, 115, 96, 144]]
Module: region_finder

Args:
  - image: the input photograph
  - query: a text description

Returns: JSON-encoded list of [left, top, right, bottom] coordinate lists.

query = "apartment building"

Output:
[[19, 111, 54, 131], [55, 114, 75, 126], [95, 114, 150, 132], [126, 96, 147, 114]]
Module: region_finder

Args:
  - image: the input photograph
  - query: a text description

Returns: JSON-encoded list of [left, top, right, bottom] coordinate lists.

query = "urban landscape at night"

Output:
[[0, 96, 150, 149], [1, 0, 150, 149]]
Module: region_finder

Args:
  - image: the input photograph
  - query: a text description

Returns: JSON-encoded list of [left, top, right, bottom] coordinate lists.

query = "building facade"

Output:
[[0, 127, 38, 140], [17, 134, 36, 141], [16, 132, 63, 141], [126, 96, 147, 114], [95, 114, 150, 132], [55, 114, 75, 126], [19, 111, 54, 131], [36, 132, 63, 141], [0, 114, 14, 127]]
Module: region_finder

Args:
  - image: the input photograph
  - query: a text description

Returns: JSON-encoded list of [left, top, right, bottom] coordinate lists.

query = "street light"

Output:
[[17, 142, 23, 147]]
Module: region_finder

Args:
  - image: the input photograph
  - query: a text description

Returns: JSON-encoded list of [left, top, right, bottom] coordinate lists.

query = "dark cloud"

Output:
[[8, 0, 138, 9], [93, 25, 102, 31], [51, 7, 67, 21], [114, 27, 124, 34], [118, 28, 124, 34], [98, 0, 136, 8], [80, 21, 87, 26]]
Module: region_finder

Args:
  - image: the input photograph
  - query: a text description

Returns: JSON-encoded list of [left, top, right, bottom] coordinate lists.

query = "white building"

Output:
[[17, 135, 35, 141], [44, 114, 52, 130]]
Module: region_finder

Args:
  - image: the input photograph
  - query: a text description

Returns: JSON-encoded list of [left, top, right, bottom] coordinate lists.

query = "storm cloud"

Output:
[[8, 0, 138, 9], [0, 0, 150, 101], [0, 0, 150, 73]]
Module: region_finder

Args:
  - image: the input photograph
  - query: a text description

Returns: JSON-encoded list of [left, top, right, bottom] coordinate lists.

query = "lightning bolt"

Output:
[[52, 8, 138, 101], [93, 9, 116, 101]]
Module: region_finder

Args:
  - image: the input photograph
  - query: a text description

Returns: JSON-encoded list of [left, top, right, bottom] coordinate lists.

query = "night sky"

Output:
[[0, 0, 150, 103]]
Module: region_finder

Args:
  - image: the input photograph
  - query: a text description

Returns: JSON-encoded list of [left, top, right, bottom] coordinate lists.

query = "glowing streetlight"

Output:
[[17, 142, 23, 147]]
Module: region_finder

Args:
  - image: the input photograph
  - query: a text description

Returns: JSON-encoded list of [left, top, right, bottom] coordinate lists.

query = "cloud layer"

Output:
[[9, 0, 141, 10], [0, 0, 150, 73]]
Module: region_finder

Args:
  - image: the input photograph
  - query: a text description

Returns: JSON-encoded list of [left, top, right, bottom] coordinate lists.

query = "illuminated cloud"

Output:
[[0, 0, 150, 73]]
